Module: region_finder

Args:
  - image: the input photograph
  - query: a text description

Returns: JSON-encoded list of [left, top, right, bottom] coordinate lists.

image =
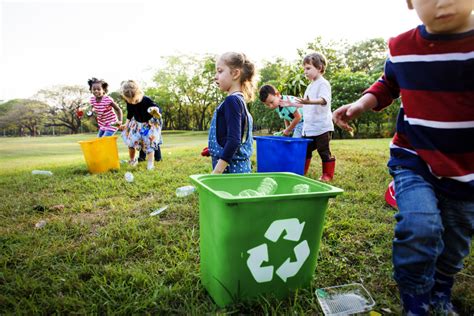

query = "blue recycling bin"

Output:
[[254, 136, 312, 175]]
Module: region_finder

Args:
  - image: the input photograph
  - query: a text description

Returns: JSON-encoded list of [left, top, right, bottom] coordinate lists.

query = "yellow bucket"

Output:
[[78, 136, 120, 174]]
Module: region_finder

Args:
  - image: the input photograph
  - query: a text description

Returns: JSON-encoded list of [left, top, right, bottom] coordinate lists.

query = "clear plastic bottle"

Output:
[[32, 170, 53, 176], [257, 177, 278, 195], [176, 185, 196, 197], [239, 189, 261, 197], [292, 183, 310, 193]]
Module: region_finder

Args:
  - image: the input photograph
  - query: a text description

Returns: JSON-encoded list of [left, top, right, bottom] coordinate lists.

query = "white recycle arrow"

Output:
[[276, 240, 310, 282], [246, 243, 274, 283], [264, 218, 305, 242]]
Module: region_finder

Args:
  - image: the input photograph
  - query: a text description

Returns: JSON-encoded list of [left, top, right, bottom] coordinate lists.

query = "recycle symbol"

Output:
[[246, 218, 310, 283]]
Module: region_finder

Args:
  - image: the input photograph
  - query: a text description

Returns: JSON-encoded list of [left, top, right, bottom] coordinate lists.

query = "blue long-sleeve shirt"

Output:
[[215, 94, 248, 163]]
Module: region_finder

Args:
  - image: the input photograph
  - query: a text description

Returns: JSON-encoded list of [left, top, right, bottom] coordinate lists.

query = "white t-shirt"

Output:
[[302, 76, 334, 137]]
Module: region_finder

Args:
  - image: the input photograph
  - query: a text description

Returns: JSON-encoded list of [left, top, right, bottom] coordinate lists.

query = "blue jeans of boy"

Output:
[[389, 166, 474, 297]]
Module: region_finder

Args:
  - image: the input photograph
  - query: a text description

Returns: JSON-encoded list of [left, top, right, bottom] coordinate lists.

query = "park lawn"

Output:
[[0, 133, 472, 314]]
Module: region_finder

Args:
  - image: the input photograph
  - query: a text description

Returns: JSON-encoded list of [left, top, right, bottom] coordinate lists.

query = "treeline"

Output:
[[0, 37, 399, 138]]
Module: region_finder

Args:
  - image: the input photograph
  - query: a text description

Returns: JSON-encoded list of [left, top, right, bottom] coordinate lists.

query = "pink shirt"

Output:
[[90, 95, 118, 132]]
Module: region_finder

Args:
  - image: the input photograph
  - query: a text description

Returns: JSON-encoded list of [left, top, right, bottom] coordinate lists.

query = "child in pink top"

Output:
[[87, 78, 123, 137]]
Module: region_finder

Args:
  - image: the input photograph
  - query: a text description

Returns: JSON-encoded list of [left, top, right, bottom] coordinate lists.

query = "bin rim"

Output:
[[253, 136, 312, 143], [78, 135, 118, 144], [189, 172, 343, 202]]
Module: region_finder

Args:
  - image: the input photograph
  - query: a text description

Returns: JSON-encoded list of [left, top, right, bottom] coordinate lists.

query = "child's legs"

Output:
[[305, 132, 333, 162], [102, 130, 116, 137], [390, 166, 443, 295], [98, 130, 115, 137], [436, 195, 474, 276], [128, 147, 136, 160]]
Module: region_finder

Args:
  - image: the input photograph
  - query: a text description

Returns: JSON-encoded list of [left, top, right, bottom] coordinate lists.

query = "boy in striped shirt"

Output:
[[333, 0, 473, 314]]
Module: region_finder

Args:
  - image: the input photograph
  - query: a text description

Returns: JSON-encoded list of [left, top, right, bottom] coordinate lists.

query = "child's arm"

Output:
[[283, 111, 302, 136], [212, 159, 229, 174], [296, 96, 326, 106], [333, 93, 378, 132], [110, 100, 123, 123]]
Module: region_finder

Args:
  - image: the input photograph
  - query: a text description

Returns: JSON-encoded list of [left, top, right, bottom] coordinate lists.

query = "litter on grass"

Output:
[[150, 205, 169, 216], [316, 283, 375, 316]]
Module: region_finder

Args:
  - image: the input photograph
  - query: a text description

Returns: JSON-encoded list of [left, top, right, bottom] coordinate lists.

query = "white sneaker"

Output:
[[147, 164, 154, 171], [129, 159, 138, 167]]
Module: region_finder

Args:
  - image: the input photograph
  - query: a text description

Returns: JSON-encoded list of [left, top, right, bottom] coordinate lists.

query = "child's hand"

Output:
[[279, 99, 294, 107], [333, 102, 364, 132], [147, 107, 161, 119]]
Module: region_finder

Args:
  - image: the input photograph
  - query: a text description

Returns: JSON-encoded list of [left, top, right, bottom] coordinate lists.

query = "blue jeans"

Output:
[[389, 166, 474, 296], [97, 129, 116, 138]]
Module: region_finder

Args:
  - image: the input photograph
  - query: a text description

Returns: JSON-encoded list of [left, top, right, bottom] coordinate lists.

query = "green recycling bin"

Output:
[[189, 172, 343, 307]]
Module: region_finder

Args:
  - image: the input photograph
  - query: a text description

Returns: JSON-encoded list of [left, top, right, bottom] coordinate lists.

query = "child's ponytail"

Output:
[[240, 56, 256, 102]]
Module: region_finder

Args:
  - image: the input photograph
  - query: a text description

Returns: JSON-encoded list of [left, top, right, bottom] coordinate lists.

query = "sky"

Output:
[[0, 0, 422, 101]]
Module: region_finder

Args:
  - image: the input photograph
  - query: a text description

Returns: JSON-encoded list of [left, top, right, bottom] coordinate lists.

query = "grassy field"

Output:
[[0, 133, 472, 314]]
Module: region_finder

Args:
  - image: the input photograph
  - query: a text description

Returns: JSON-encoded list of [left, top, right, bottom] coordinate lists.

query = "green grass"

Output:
[[0, 134, 472, 314]]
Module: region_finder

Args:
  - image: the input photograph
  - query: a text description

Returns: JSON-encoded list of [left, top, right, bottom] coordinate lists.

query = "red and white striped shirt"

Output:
[[90, 95, 118, 132]]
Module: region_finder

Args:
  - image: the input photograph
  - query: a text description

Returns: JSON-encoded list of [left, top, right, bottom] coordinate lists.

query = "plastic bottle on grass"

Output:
[[32, 170, 53, 176], [124, 172, 134, 182], [176, 185, 196, 197]]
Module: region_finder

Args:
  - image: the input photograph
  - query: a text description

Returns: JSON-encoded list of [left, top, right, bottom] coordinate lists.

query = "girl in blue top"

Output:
[[208, 52, 256, 174]]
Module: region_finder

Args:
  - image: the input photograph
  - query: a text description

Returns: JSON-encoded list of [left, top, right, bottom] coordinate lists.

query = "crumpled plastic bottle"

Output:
[[239, 189, 261, 197], [124, 172, 134, 182], [257, 177, 278, 195], [292, 183, 310, 193]]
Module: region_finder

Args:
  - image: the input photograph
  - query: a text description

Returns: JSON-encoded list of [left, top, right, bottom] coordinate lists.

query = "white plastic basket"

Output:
[[316, 283, 375, 316]]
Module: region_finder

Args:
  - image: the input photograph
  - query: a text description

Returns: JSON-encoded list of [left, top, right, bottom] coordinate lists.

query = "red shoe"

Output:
[[385, 180, 397, 209], [319, 160, 335, 182], [201, 147, 210, 157]]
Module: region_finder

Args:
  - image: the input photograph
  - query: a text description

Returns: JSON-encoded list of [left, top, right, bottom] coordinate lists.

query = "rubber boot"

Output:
[[304, 158, 311, 175], [401, 292, 430, 316], [319, 160, 335, 182], [430, 271, 456, 314]]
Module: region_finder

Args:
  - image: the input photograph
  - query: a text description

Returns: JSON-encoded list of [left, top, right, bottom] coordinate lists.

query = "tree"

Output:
[[330, 69, 374, 138], [0, 99, 50, 136], [151, 54, 224, 131], [34, 85, 89, 134], [345, 38, 387, 75]]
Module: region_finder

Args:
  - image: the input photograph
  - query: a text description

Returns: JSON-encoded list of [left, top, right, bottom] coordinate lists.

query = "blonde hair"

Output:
[[120, 80, 144, 104], [303, 52, 327, 74], [219, 52, 256, 101]]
